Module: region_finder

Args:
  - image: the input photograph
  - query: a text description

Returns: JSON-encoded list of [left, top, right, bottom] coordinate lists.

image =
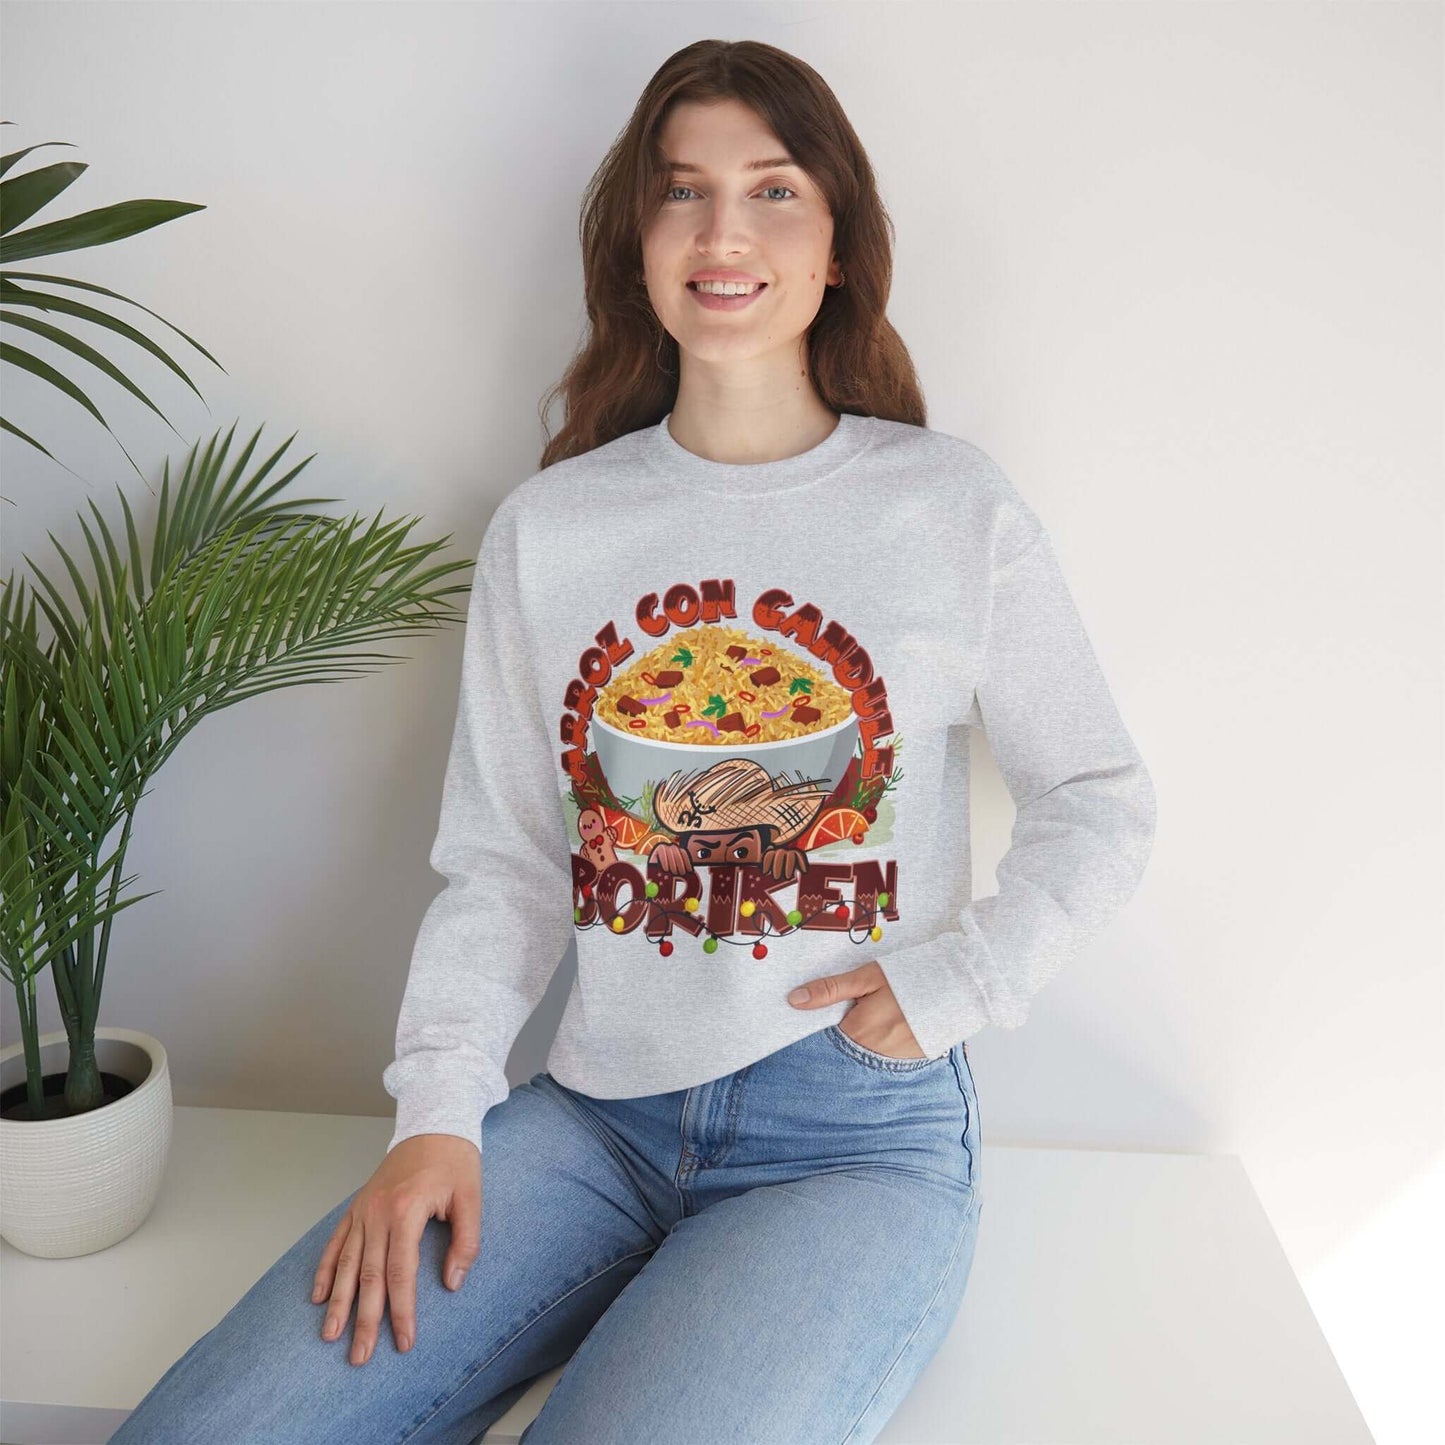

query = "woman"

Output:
[[111, 39, 1155, 1445]]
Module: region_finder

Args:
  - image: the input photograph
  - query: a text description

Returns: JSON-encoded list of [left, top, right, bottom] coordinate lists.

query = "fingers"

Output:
[[311, 1150, 481, 1368], [774, 849, 805, 880], [807, 973, 842, 1005], [349, 1211, 392, 1365], [387, 1210, 422, 1355], [318, 1213, 362, 1348], [314, 1206, 392, 1365], [312, 1211, 351, 1308], [443, 1178, 482, 1292]]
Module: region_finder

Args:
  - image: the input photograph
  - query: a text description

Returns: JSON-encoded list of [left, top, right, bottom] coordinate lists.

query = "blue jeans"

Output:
[[109, 1023, 982, 1445]]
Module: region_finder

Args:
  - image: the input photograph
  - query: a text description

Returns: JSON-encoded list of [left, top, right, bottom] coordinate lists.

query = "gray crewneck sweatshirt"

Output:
[[382, 412, 1156, 1155]]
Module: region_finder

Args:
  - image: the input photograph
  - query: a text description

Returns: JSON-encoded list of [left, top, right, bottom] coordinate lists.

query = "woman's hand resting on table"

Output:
[[788, 960, 927, 1058], [312, 1133, 481, 1366]]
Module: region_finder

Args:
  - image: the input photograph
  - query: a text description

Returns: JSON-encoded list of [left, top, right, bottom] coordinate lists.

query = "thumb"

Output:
[[443, 1178, 481, 1290], [788, 964, 874, 1008]]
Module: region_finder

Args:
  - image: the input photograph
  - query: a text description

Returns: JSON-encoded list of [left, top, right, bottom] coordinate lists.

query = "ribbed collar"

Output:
[[640, 410, 877, 498]]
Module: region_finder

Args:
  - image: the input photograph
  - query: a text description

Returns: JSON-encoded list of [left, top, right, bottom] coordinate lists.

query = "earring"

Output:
[[834, 269, 846, 288]]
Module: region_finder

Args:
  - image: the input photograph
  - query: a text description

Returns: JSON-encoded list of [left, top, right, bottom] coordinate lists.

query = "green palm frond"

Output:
[[0, 121, 224, 492], [23, 417, 341, 658], [0, 421, 474, 1117]]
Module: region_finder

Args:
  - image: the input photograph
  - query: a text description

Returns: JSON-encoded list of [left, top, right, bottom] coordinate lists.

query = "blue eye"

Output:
[[664, 184, 797, 203]]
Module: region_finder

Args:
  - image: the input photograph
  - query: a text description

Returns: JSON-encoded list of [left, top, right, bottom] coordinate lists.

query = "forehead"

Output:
[[657, 98, 795, 174]]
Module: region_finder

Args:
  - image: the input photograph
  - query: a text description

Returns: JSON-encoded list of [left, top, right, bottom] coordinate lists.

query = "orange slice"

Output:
[[797, 806, 870, 850], [599, 805, 652, 850], [594, 806, 674, 856]]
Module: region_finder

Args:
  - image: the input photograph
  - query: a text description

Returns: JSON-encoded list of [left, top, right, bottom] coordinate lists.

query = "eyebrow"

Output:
[[664, 156, 799, 174]]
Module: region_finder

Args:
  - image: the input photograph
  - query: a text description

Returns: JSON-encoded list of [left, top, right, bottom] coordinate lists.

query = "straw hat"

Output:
[[653, 757, 832, 846]]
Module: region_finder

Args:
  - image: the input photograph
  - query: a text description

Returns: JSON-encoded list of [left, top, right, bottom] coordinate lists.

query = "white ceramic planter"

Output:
[[0, 1027, 172, 1258]]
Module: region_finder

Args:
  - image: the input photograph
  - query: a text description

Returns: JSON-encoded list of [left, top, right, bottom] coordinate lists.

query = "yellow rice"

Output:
[[595, 624, 853, 744]]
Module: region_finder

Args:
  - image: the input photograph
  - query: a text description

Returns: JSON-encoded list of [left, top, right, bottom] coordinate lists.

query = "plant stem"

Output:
[[63, 1015, 101, 1113], [8, 968, 45, 1116], [46, 788, 144, 1116], [91, 799, 140, 1013]]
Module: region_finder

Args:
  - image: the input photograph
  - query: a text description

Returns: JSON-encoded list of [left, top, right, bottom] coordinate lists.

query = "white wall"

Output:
[[2, 3, 1439, 1440]]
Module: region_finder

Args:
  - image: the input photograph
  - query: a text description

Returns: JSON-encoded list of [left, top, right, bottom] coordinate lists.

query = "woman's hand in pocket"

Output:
[[787, 960, 926, 1059]]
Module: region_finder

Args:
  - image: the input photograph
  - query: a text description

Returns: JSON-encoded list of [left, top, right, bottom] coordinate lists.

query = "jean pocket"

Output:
[[825, 1023, 948, 1073], [950, 1043, 980, 1189]]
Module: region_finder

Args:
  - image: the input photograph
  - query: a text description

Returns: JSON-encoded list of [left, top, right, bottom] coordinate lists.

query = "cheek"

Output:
[[642, 211, 689, 259], [766, 226, 832, 288]]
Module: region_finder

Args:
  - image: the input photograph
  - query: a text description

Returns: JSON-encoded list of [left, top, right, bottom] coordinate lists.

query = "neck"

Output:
[[667, 354, 839, 464]]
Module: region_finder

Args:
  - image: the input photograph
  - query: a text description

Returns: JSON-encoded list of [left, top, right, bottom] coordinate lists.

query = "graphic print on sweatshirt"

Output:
[[558, 579, 903, 962]]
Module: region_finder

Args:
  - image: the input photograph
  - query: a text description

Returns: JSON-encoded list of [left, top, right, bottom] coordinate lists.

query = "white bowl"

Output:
[[590, 708, 861, 816]]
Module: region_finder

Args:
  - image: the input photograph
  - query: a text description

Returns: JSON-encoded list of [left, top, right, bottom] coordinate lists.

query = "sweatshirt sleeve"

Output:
[[380, 496, 574, 1156], [875, 487, 1157, 1060]]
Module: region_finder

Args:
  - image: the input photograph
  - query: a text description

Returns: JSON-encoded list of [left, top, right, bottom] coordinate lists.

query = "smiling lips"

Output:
[[687, 280, 768, 312]]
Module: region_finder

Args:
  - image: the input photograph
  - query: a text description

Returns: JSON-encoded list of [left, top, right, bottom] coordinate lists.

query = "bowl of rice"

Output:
[[591, 623, 860, 810]]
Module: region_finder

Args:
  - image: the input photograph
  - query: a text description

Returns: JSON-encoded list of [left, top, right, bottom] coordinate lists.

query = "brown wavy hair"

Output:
[[538, 38, 927, 469]]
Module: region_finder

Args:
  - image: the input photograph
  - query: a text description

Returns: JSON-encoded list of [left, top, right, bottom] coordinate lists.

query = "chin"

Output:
[[674, 333, 774, 365]]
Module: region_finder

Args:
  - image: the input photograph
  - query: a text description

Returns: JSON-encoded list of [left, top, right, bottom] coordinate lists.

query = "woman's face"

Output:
[[640, 97, 841, 371]]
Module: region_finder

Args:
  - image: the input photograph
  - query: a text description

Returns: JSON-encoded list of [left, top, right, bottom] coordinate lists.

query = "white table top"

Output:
[[0, 1106, 1373, 1444]]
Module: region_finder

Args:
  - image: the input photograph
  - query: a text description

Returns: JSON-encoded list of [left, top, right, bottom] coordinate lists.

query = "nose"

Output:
[[693, 192, 755, 259]]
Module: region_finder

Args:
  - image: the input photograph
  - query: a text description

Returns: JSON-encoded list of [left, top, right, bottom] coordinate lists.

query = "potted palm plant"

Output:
[[0, 123, 474, 1257], [0, 425, 474, 1256]]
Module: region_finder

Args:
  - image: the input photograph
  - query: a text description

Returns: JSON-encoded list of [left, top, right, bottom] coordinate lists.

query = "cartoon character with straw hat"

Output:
[[649, 757, 833, 883]]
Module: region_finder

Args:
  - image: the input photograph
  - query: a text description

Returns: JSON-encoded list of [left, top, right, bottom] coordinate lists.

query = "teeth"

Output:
[[692, 280, 762, 295]]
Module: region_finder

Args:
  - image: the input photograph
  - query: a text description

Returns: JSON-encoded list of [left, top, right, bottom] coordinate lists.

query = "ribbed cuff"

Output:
[[872, 934, 994, 1060], [384, 1074, 508, 1158]]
